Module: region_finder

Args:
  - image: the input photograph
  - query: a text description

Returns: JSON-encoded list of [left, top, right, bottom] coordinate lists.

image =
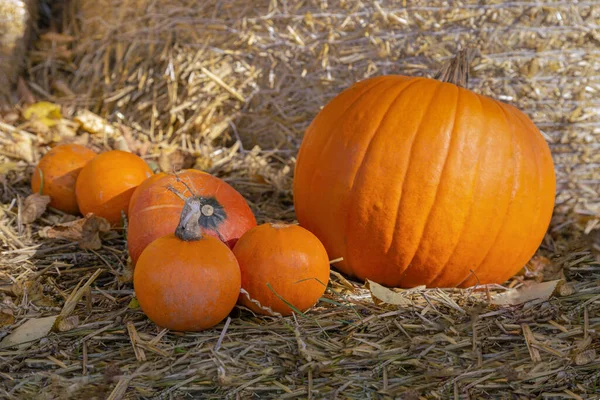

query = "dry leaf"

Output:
[[557, 281, 575, 297], [0, 310, 15, 327], [491, 280, 561, 306], [119, 124, 149, 155], [80, 214, 111, 249], [366, 279, 412, 306], [56, 315, 79, 332], [159, 149, 195, 172], [22, 101, 62, 127], [574, 349, 596, 366], [39, 213, 111, 250], [128, 298, 140, 309], [52, 80, 75, 97], [21, 193, 51, 224], [0, 315, 58, 350], [17, 77, 36, 104], [113, 136, 131, 152], [11, 280, 56, 307], [5, 135, 35, 163], [1, 111, 19, 124], [63, 132, 90, 147], [0, 161, 22, 175], [518, 255, 566, 282], [52, 121, 77, 140], [521, 255, 551, 282], [74, 109, 116, 136]]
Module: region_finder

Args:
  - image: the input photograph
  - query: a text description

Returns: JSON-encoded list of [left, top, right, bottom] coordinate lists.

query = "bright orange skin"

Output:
[[234, 223, 330, 316], [31, 144, 96, 214], [133, 234, 241, 332], [127, 172, 167, 217], [293, 75, 556, 288], [127, 169, 257, 265], [75, 150, 154, 225]]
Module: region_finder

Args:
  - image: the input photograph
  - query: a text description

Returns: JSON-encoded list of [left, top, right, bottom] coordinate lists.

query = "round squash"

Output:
[[134, 194, 241, 331], [293, 52, 556, 288], [234, 223, 330, 316], [31, 144, 96, 214], [75, 150, 154, 225], [127, 169, 256, 265]]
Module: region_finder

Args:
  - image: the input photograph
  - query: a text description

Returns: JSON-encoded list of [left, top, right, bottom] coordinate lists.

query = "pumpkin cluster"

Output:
[[31, 145, 331, 332], [30, 52, 555, 332]]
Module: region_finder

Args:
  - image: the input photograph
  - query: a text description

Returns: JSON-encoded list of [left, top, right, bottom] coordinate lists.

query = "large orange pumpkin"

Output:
[[234, 223, 330, 316], [75, 150, 154, 225], [31, 144, 96, 214], [133, 194, 241, 331], [127, 169, 256, 265], [293, 52, 556, 288]]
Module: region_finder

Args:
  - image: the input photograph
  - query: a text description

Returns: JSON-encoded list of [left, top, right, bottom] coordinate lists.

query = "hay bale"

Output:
[[35, 0, 600, 219], [0, 0, 38, 105]]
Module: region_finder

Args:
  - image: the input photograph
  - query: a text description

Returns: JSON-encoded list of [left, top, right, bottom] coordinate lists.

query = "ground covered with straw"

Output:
[[1, 0, 600, 399]]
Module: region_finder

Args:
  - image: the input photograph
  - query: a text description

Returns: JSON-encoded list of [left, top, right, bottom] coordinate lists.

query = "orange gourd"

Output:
[[293, 52, 556, 288], [234, 223, 330, 316], [127, 169, 256, 265], [134, 192, 241, 331], [75, 150, 154, 225], [31, 144, 96, 214]]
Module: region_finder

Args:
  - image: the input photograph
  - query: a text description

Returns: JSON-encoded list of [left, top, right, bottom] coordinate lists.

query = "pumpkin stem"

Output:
[[167, 184, 188, 201], [175, 196, 205, 241], [434, 49, 471, 88], [169, 185, 228, 242]]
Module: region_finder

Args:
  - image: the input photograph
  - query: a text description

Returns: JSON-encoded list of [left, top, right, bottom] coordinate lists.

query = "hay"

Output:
[[30, 0, 600, 221], [0, 0, 38, 106], [0, 0, 599, 398]]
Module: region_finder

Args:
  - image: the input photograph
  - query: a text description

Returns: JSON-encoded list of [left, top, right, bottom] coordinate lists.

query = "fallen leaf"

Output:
[[80, 214, 111, 249], [0, 315, 58, 350], [112, 136, 131, 152], [56, 315, 79, 332], [556, 281, 575, 297], [490, 280, 561, 306], [2, 110, 20, 123], [128, 298, 140, 309], [0, 161, 22, 175], [22, 101, 62, 127], [4, 135, 35, 163], [159, 149, 195, 172], [39, 213, 110, 250], [74, 109, 116, 136], [62, 132, 90, 147], [17, 77, 36, 104], [52, 120, 77, 140], [21, 193, 51, 224], [366, 279, 412, 306], [119, 124, 148, 155], [574, 349, 596, 366], [523, 255, 565, 282], [0, 310, 15, 327], [52, 80, 75, 97], [11, 280, 56, 307], [103, 362, 122, 383]]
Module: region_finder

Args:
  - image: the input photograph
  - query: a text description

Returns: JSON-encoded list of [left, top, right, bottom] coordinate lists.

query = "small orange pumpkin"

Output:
[[133, 192, 241, 332], [293, 51, 556, 288], [127, 169, 256, 265], [31, 144, 96, 214], [233, 223, 330, 316], [75, 150, 154, 225]]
